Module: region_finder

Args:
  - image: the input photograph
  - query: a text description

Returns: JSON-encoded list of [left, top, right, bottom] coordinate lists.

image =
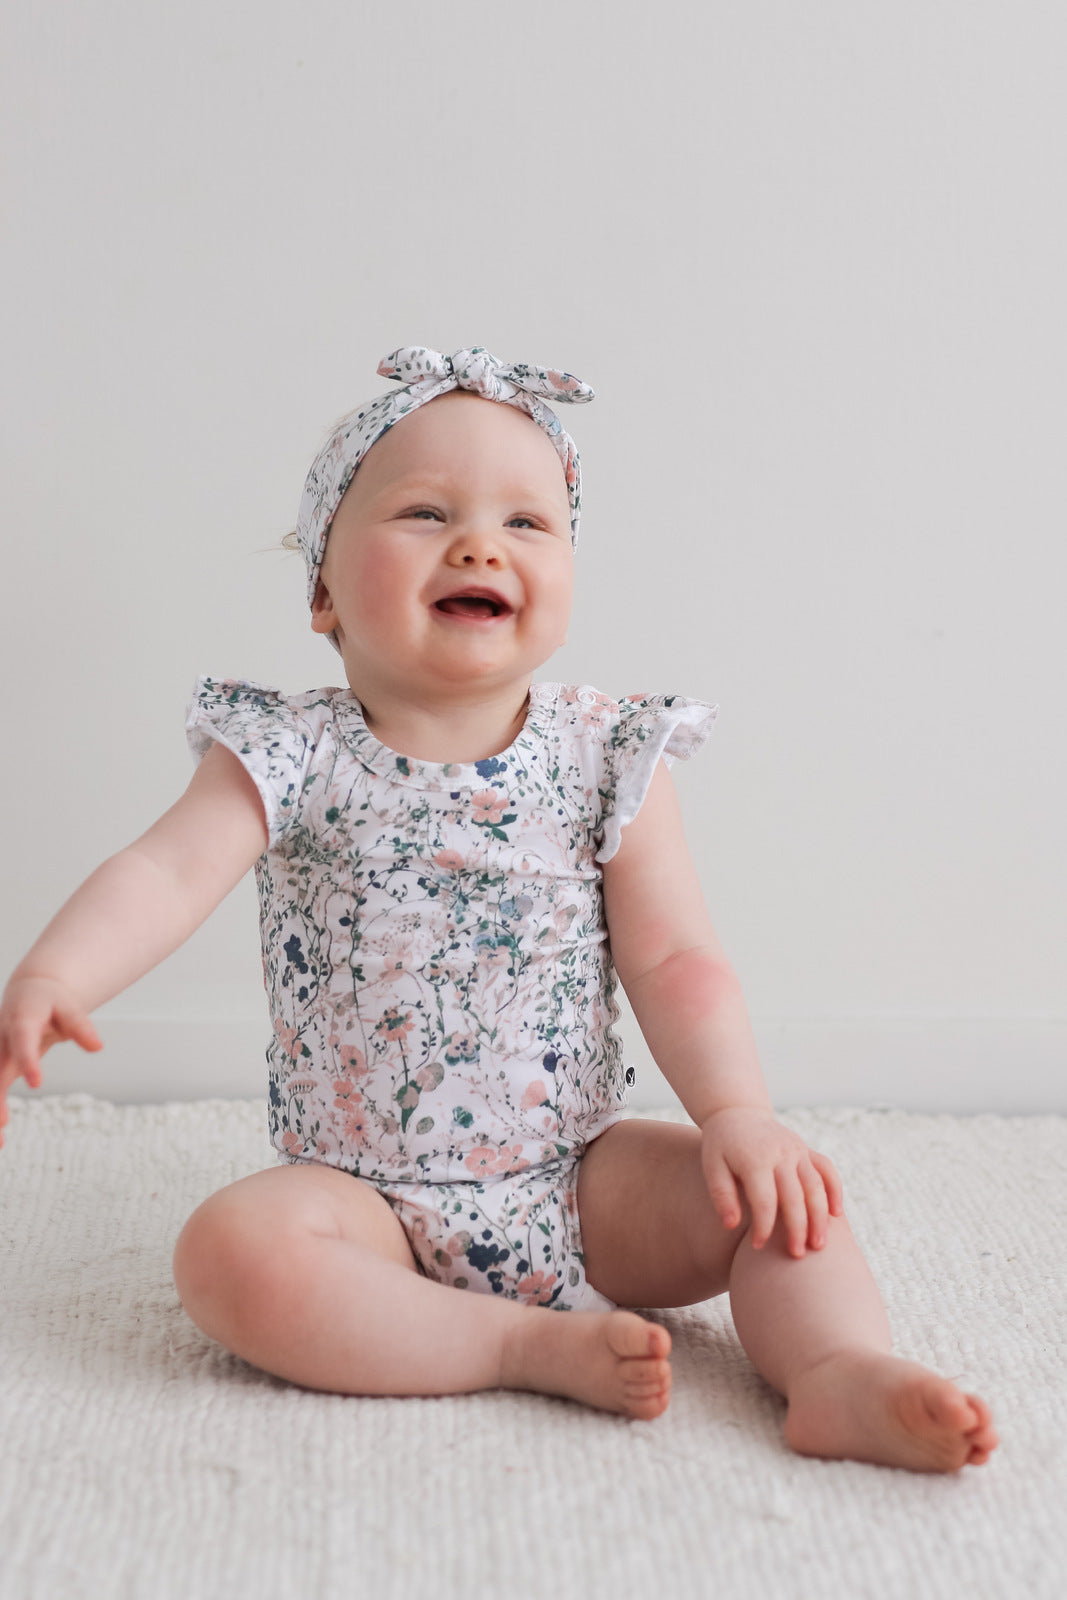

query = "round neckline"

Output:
[[332, 680, 559, 789]]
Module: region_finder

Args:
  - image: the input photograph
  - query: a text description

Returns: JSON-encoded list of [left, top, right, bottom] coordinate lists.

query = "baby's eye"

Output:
[[407, 507, 443, 521], [506, 515, 539, 529]]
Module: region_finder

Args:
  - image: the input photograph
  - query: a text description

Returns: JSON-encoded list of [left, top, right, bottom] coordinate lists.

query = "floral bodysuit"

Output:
[[187, 677, 716, 1311]]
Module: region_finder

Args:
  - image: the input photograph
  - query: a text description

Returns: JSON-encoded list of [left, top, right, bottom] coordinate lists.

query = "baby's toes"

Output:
[[923, 1378, 977, 1431], [623, 1359, 672, 1418], [624, 1356, 672, 1394], [606, 1310, 671, 1362], [897, 1376, 988, 1469], [962, 1393, 999, 1457], [962, 1391, 994, 1431]]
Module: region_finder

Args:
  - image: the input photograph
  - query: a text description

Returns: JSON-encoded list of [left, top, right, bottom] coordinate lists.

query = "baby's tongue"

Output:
[[438, 596, 496, 617]]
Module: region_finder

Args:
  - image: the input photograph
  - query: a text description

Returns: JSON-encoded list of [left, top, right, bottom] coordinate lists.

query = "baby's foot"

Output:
[[784, 1350, 998, 1472], [502, 1307, 672, 1420]]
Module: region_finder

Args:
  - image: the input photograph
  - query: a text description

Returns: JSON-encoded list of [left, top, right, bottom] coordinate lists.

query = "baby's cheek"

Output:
[[361, 549, 405, 605]]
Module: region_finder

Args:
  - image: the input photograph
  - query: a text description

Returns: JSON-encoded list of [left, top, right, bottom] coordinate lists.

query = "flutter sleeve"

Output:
[[595, 692, 718, 864], [185, 676, 314, 850]]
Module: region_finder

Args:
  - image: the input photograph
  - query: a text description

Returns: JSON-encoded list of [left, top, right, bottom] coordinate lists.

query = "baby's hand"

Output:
[[699, 1105, 844, 1257], [0, 977, 102, 1148]]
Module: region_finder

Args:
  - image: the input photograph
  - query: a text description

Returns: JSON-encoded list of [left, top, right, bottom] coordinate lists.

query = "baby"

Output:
[[0, 345, 997, 1472]]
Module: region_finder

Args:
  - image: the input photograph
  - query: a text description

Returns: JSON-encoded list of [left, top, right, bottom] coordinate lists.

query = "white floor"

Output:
[[1, 1095, 1064, 1600]]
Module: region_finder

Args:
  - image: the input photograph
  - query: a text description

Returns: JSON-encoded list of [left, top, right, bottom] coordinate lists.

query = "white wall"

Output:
[[2, 1, 1063, 1113]]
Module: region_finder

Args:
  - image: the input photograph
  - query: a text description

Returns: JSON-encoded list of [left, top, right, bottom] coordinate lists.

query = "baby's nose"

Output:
[[447, 525, 505, 564]]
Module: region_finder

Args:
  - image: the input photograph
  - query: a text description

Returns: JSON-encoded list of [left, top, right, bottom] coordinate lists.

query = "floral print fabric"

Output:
[[373, 1152, 611, 1312], [185, 677, 717, 1193]]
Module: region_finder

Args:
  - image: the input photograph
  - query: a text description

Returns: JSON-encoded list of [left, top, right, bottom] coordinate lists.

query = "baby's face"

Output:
[[312, 392, 575, 703]]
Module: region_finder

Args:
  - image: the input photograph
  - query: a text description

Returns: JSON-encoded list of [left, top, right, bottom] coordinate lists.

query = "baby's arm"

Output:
[[0, 743, 268, 1145], [602, 758, 843, 1257]]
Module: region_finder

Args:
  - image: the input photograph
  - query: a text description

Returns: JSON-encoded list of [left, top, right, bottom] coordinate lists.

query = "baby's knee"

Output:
[[172, 1190, 279, 1325]]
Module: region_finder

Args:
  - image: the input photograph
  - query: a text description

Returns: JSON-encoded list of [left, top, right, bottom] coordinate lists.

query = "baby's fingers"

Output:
[[810, 1150, 845, 1216], [1, 1021, 45, 1089], [52, 1005, 103, 1054], [702, 1153, 744, 1230], [742, 1171, 780, 1250], [797, 1157, 830, 1250], [776, 1168, 813, 1257]]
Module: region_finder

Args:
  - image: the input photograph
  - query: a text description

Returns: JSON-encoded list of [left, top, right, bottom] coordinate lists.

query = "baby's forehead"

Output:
[[364, 392, 569, 486], [393, 388, 550, 442]]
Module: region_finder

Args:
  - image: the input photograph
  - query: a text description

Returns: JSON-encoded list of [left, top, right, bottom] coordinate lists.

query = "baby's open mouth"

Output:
[[434, 594, 511, 619]]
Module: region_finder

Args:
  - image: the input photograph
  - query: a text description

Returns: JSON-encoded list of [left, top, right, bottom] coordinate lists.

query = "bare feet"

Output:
[[784, 1349, 999, 1472], [501, 1307, 672, 1419]]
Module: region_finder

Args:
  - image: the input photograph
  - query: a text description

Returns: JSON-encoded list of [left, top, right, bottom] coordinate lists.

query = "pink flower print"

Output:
[[343, 1047, 369, 1080], [280, 1130, 305, 1158], [398, 1084, 420, 1111], [444, 1032, 479, 1064], [343, 1107, 368, 1145], [433, 849, 464, 872], [471, 789, 509, 826], [273, 1019, 300, 1060], [516, 1270, 559, 1306], [447, 1231, 473, 1257], [559, 685, 611, 721], [463, 1143, 528, 1178], [492, 1144, 530, 1176], [333, 1076, 361, 1108], [376, 1007, 414, 1042], [464, 1144, 502, 1179], [521, 1079, 549, 1112]]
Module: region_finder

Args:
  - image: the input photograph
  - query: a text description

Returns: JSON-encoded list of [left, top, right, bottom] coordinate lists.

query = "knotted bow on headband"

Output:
[[294, 345, 595, 636]]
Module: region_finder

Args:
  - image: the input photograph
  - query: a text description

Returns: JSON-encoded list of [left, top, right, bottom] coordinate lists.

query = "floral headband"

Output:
[[294, 345, 595, 624]]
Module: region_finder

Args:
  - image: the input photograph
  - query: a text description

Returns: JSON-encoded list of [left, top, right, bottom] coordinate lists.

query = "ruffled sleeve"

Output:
[[185, 676, 314, 850], [595, 693, 718, 864]]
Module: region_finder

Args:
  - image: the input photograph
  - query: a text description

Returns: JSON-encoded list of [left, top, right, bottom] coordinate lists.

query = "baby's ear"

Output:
[[310, 577, 336, 633]]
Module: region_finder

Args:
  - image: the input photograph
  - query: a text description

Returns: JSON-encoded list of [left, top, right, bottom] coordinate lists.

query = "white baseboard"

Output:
[[9, 1014, 1064, 1114]]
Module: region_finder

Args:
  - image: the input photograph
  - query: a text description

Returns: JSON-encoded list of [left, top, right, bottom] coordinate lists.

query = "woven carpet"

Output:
[[1, 1095, 1064, 1600]]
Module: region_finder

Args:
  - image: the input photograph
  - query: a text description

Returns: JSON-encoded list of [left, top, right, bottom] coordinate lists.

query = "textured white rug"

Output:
[[1, 1095, 1064, 1600]]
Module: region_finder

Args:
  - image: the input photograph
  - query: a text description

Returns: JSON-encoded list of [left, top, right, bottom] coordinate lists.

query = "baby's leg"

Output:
[[729, 1210, 999, 1472], [172, 1164, 671, 1419], [578, 1120, 998, 1470]]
